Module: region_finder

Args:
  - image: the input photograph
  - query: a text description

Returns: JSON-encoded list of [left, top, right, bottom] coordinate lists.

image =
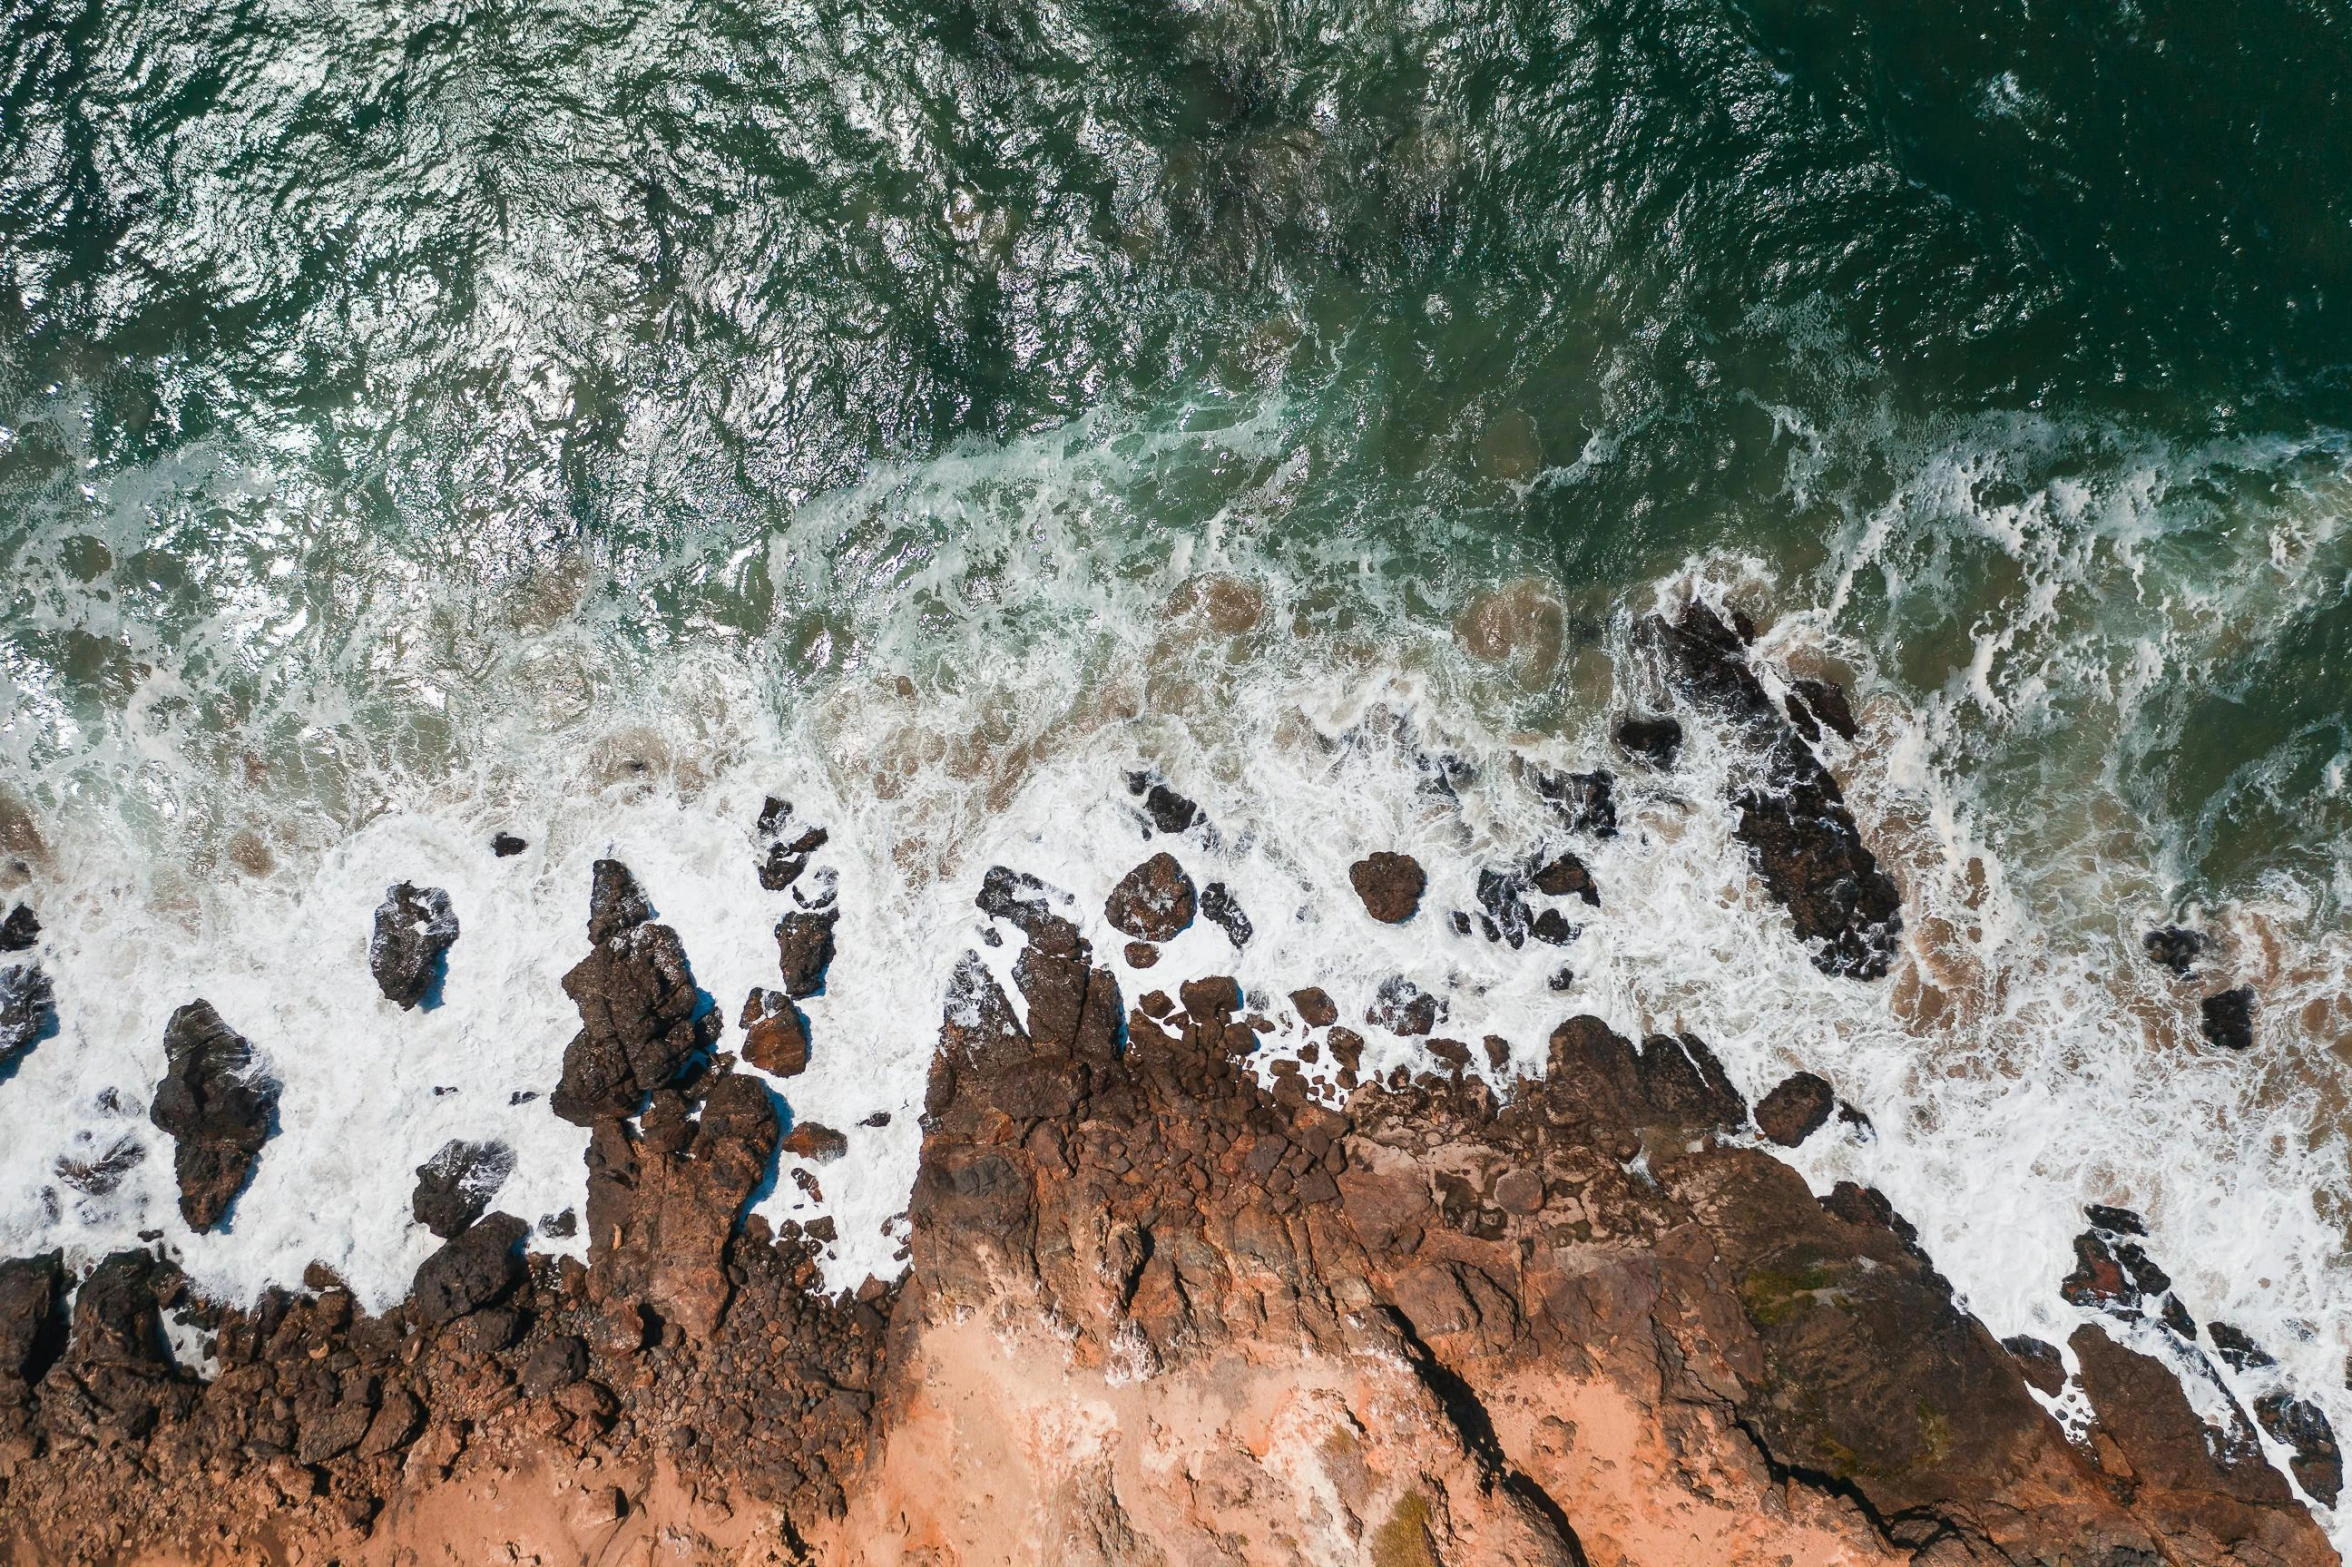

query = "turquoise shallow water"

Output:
[[3, 0, 2352, 1526]]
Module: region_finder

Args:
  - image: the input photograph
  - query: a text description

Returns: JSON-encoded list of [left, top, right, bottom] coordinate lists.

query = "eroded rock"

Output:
[[0, 961, 56, 1073], [1350, 852, 1426, 924], [411, 1140, 516, 1240], [775, 909, 839, 999], [1753, 1070, 1834, 1147], [369, 882, 459, 1009], [148, 1001, 278, 1232], [2201, 985, 2256, 1050], [551, 861, 715, 1125], [412, 1212, 528, 1328], [1105, 852, 1195, 943]]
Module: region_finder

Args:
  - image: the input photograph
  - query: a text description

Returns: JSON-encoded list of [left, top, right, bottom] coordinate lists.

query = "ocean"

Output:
[[3, 0, 2349, 1532]]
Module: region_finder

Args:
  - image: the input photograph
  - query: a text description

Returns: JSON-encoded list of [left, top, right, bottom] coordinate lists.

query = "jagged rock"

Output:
[[369, 882, 459, 1009], [2254, 1392, 2342, 1505], [1366, 976, 1440, 1036], [1614, 714, 1683, 766], [1529, 908, 1578, 945], [552, 866, 713, 1125], [54, 1132, 144, 1195], [1790, 677, 1859, 741], [1753, 1070, 1834, 1146], [490, 832, 527, 857], [739, 988, 810, 1077], [1640, 600, 1902, 978], [774, 909, 839, 998], [976, 865, 1057, 935], [1127, 774, 1203, 833], [781, 1122, 848, 1163], [410, 1139, 516, 1239], [411, 1212, 528, 1328], [1105, 853, 1195, 943], [2202, 985, 2256, 1049], [1529, 850, 1598, 905], [0, 902, 37, 951], [2145, 925, 2208, 977], [1350, 852, 1426, 923], [2209, 1322, 2276, 1371], [147, 1001, 278, 1232], [1636, 1033, 1746, 1132], [757, 799, 829, 891], [1009, 909, 1121, 1060], [1475, 867, 1533, 946], [0, 961, 56, 1071], [1527, 764, 1618, 836], [1199, 881, 1251, 947], [2086, 1203, 2148, 1235], [2072, 1325, 2292, 1507], [2003, 1335, 2067, 1395], [1289, 987, 1337, 1027]]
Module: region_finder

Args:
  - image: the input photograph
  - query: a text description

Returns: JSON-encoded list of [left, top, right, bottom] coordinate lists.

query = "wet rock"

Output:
[[1635, 1033, 1746, 1132], [410, 1139, 516, 1239], [739, 988, 810, 1077], [369, 882, 459, 1009], [1123, 941, 1159, 967], [1752, 1071, 1834, 1147], [1349, 852, 1426, 924], [1010, 911, 1122, 1060], [490, 832, 527, 858], [0, 903, 37, 951], [54, 1134, 144, 1196], [411, 1212, 528, 1328], [1527, 765, 1617, 837], [1199, 881, 1252, 947], [2144, 926, 2208, 977], [2254, 1392, 2342, 1505], [552, 864, 714, 1125], [2061, 1232, 2138, 1311], [1529, 850, 1598, 905], [2071, 1324, 2292, 1506], [1126, 774, 1203, 835], [2208, 1322, 2276, 1371], [2002, 1335, 2067, 1396], [2201, 985, 2256, 1050], [1613, 714, 1682, 767], [2085, 1203, 2148, 1236], [0, 1251, 65, 1391], [1426, 1038, 1471, 1073], [1474, 868, 1532, 946], [782, 1122, 848, 1163], [148, 1000, 279, 1232], [1546, 964, 1575, 991], [1290, 986, 1337, 1028], [1104, 852, 1195, 943], [756, 799, 829, 892], [0, 961, 56, 1072], [1789, 678, 1860, 742], [1178, 975, 1241, 1023], [1366, 976, 1441, 1037], [977, 866, 1058, 935], [775, 909, 840, 999]]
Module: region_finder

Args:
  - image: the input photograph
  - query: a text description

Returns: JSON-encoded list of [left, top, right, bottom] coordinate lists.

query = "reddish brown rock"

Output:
[[1104, 851, 1195, 943], [738, 988, 809, 1077], [551, 861, 715, 1125], [1349, 851, 1426, 923], [1289, 986, 1337, 1027], [780, 1121, 848, 1163], [774, 909, 839, 999], [1753, 1070, 1835, 1147]]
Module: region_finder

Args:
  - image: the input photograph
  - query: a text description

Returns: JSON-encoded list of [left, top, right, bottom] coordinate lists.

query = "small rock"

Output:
[[1, 961, 57, 1072], [1366, 976, 1440, 1037], [775, 908, 840, 998], [1290, 987, 1337, 1028], [976, 866, 1056, 934], [1350, 852, 1426, 924], [0, 903, 38, 951], [1614, 715, 1683, 767], [1546, 965, 1575, 992], [1483, 1035, 1510, 1071], [1427, 1038, 1471, 1072], [1138, 990, 1174, 1020], [1530, 851, 1599, 905], [2143, 926, 2207, 978], [1105, 853, 1195, 943], [859, 1111, 891, 1127], [1326, 1027, 1364, 1074], [1124, 941, 1159, 968], [739, 988, 810, 1077], [540, 1208, 577, 1238], [1528, 766, 1617, 837], [2209, 1322, 2276, 1371], [1200, 881, 1252, 947], [1790, 678, 1860, 741], [410, 1139, 515, 1240], [805, 1215, 839, 1243], [587, 858, 655, 944], [411, 1212, 527, 1328], [2085, 1203, 2147, 1236], [520, 1334, 588, 1397], [490, 833, 527, 858], [2060, 1232, 2137, 1311], [2201, 986, 2256, 1049], [148, 1000, 279, 1232], [2254, 1393, 2343, 1506], [2002, 1335, 2067, 1396], [370, 882, 459, 1009], [1126, 774, 1202, 834], [1753, 1071, 1835, 1147], [1475, 868, 1532, 946], [1530, 909, 1578, 946], [757, 797, 829, 891], [782, 1122, 848, 1163]]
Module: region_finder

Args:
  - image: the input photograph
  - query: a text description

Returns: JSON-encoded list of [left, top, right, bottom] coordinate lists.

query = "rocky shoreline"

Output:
[[0, 601, 2340, 1565]]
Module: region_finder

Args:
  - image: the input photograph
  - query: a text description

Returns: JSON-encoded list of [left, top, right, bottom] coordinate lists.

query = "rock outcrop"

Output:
[[147, 1001, 278, 1232], [410, 1139, 516, 1239], [550, 861, 716, 1125], [368, 882, 458, 1009], [0, 962, 54, 1074]]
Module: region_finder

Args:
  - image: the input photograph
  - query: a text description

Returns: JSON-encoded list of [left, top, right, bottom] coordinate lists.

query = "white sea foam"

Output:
[[2, 408, 2349, 1542]]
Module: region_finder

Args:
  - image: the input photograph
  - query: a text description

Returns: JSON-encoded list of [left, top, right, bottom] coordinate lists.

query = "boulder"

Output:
[[2201, 986, 2256, 1049], [781, 1122, 848, 1163], [0, 903, 37, 951], [774, 909, 839, 998], [1199, 881, 1251, 947], [148, 1001, 279, 1232], [1126, 774, 1202, 834], [369, 882, 459, 1009], [2144, 926, 2208, 977], [411, 1212, 528, 1328], [490, 832, 527, 857], [552, 864, 714, 1125], [1753, 1071, 1834, 1147], [1289, 987, 1337, 1028], [0, 961, 56, 1072], [1350, 852, 1426, 924], [1367, 976, 1440, 1037], [410, 1139, 516, 1240], [739, 988, 810, 1077], [1613, 714, 1682, 767], [1104, 853, 1195, 943], [2253, 1392, 2342, 1505], [1529, 851, 1598, 905], [0, 1251, 65, 1393]]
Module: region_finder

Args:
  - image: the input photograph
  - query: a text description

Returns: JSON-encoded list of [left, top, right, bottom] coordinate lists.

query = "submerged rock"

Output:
[[0, 961, 56, 1073], [2254, 1392, 2343, 1505], [756, 798, 829, 891], [2201, 985, 2256, 1049], [1349, 852, 1426, 924], [369, 882, 459, 1009], [1753, 1070, 1834, 1147], [1527, 764, 1617, 837], [1529, 850, 1598, 906], [411, 1139, 516, 1240], [551, 861, 715, 1125], [1613, 713, 1683, 767], [1788, 677, 1860, 742], [148, 1000, 279, 1232], [2144, 925, 2209, 977], [1366, 975, 1440, 1036], [1105, 852, 1195, 943], [0, 902, 38, 951]]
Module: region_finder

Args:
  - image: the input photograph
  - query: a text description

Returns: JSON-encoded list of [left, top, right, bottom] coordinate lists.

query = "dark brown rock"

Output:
[[1526, 763, 1618, 837], [1614, 714, 1683, 767], [1289, 987, 1337, 1028], [1529, 851, 1598, 905], [1123, 941, 1159, 968], [2208, 1322, 2276, 1371], [2254, 1392, 2342, 1505], [739, 988, 810, 1077], [0, 902, 37, 951], [1636, 1033, 1745, 1133], [2002, 1335, 2067, 1395], [1126, 774, 1202, 834], [587, 857, 654, 944], [520, 1334, 589, 1397], [2072, 1324, 2292, 1505], [1105, 852, 1195, 943], [411, 1212, 528, 1328], [1349, 852, 1425, 924], [1792, 677, 1859, 741], [1199, 881, 1251, 947], [1752, 1071, 1834, 1147], [1366, 976, 1440, 1036], [0, 960, 55, 1072], [775, 908, 840, 999], [0, 1251, 65, 1391], [410, 1139, 515, 1239], [553, 865, 713, 1125], [2201, 985, 2256, 1049], [781, 1122, 848, 1163], [369, 881, 459, 1009], [147, 1000, 279, 1232], [490, 832, 527, 857]]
